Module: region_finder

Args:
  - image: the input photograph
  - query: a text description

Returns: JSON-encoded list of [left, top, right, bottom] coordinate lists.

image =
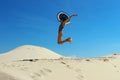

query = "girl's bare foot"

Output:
[[66, 37, 72, 43]]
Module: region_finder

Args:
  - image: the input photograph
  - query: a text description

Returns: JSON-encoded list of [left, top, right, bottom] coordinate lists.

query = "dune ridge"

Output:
[[0, 45, 63, 61]]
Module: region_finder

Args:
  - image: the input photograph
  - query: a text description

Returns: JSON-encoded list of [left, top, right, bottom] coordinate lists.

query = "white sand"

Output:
[[0, 72, 19, 80], [0, 45, 120, 80], [0, 45, 63, 62]]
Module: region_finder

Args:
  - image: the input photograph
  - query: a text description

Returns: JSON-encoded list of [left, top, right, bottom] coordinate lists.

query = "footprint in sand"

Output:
[[31, 68, 52, 79], [30, 72, 42, 80], [76, 74, 85, 80], [75, 69, 86, 80], [30, 73, 38, 80], [43, 68, 52, 73], [61, 61, 73, 69], [34, 72, 41, 77], [39, 70, 46, 76], [61, 61, 66, 64]]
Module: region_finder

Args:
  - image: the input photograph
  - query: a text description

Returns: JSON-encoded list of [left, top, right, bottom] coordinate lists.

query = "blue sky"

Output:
[[0, 0, 120, 58]]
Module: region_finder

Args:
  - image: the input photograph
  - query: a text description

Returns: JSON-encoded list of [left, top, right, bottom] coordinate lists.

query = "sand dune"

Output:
[[0, 45, 63, 61], [105, 53, 120, 58], [0, 45, 120, 80]]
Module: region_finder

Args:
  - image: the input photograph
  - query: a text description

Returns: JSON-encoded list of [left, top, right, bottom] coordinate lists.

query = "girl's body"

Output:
[[57, 14, 77, 44]]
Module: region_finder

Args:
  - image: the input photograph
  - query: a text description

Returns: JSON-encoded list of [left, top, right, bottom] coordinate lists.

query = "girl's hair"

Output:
[[59, 13, 68, 21], [57, 12, 69, 22]]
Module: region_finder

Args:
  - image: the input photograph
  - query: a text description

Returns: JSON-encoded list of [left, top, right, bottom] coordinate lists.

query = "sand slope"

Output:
[[0, 45, 120, 80], [0, 45, 62, 61], [0, 58, 120, 80]]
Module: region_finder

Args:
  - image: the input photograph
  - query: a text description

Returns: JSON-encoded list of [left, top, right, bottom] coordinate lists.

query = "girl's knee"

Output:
[[57, 41, 63, 44]]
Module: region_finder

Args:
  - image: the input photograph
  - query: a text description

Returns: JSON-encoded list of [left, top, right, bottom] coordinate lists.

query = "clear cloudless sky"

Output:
[[0, 0, 120, 58]]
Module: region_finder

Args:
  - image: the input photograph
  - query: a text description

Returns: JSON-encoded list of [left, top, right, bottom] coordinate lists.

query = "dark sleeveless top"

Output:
[[58, 24, 64, 32]]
